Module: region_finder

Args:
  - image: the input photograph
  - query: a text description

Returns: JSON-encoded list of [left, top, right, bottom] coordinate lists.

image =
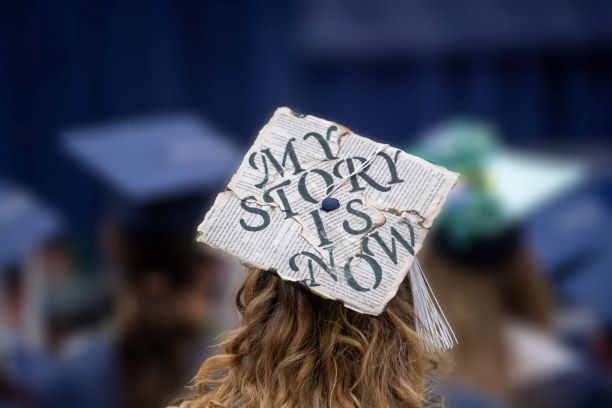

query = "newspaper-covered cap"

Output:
[[63, 114, 241, 203], [197, 107, 459, 349], [0, 178, 62, 269]]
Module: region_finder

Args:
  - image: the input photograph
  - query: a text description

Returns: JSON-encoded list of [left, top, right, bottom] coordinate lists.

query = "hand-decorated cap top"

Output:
[[197, 107, 458, 347]]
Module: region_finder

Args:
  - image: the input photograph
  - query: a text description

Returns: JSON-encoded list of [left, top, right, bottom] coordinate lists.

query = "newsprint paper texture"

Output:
[[197, 107, 458, 315]]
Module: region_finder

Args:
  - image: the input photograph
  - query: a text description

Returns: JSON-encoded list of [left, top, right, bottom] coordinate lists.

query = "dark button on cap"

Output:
[[321, 197, 340, 212]]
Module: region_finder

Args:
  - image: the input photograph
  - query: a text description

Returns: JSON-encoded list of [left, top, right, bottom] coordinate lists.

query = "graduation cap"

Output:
[[197, 107, 459, 349], [526, 178, 612, 281], [0, 178, 62, 271], [527, 177, 612, 333], [559, 251, 612, 329], [412, 119, 586, 265], [63, 114, 242, 234], [64, 114, 241, 203]]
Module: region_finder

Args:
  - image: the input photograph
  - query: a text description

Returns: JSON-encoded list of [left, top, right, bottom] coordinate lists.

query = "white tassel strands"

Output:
[[409, 258, 457, 351]]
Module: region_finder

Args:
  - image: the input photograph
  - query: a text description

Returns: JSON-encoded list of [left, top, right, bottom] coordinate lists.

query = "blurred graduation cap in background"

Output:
[[63, 113, 242, 236], [0, 178, 63, 375], [528, 177, 612, 336], [0, 178, 63, 272], [411, 119, 586, 265], [526, 178, 612, 282]]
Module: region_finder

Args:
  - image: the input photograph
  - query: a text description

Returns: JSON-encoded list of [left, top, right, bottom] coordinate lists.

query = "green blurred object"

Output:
[[414, 119, 497, 186], [412, 119, 506, 248], [411, 118, 585, 249]]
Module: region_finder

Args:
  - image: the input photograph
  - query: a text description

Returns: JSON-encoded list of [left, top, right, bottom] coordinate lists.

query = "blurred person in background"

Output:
[[111, 199, 229, 408], [0, 179, 63, 407], [527, 174, 612, 378], [41, 269, 113, 361], [414, 120, 612, 407], [34, 115, 241, 408]]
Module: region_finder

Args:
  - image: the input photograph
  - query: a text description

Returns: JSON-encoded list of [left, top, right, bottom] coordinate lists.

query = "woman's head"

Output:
[[192, 268, 440, 408]]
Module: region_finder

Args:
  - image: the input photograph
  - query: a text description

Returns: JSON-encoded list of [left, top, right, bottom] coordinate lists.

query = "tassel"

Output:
[[409, 258, 457, 351]]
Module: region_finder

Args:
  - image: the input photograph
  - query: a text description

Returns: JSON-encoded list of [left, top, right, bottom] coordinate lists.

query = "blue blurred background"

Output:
[[2, 0, 612, 240], [1, 1, 611, 407]]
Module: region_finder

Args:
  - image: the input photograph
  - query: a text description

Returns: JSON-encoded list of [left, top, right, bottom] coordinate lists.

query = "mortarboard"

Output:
[[0, 179, 62, 270], [491, 151, 586, 226], [412, 119, 586, 264], [63, 114, 242, 235], [528, 177, 612, 330], [526, 178, 612, 280], [197, 107, 459, 349], [63, 114, 242, 204]]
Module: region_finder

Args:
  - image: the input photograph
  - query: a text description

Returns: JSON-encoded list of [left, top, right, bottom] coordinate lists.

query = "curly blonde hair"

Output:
[[183, 268, 441, 408]]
